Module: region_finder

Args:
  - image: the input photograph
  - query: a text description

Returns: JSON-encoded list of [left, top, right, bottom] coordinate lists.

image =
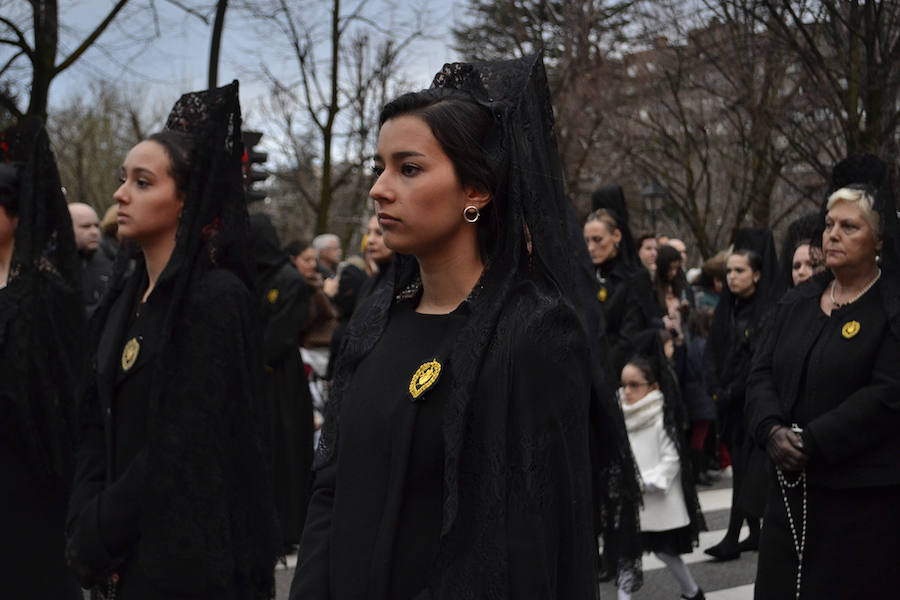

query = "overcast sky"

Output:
[[39, 1, 462, 131]]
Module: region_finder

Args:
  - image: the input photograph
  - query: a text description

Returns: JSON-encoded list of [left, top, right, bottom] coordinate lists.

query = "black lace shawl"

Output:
[[0, 118, 84, 490], [315, 54, 636, 598], [85, 82, 279, 597]]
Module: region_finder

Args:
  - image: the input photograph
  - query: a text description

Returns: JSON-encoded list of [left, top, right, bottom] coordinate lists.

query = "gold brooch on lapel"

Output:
[[121, 337, 141, 371], [597, 286, 608, 302], [409, 359, 442, 400], [842, 320, 861, 339], [267, 288, 279, 304]]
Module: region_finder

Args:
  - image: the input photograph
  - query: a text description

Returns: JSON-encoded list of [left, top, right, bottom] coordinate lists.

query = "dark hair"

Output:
[[655, 244, 685, 311], [730, 248, 762, 273], [283, 239, 311, 258], [0, 162, 21, 217], [378, 88, 498, 257], [624, 355, 658, 385], [687, 306, 713, 339], [636, 233, 656, 248], [699, 253, 726, 288], [147, 130, 195, 195]]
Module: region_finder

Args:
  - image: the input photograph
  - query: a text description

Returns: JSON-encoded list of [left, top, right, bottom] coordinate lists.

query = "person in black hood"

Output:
[[584, 184, 660, 375], [0, 118, 84, 598], [249, 212, 315, 552], [747, 155, 900, 599], [780, 211, 826, 288], [703, 228, 783, 561], [66, 82, 280, 598]]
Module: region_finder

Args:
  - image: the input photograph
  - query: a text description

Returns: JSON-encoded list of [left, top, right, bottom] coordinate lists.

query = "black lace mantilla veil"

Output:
[[0, 117, 83, 489], [88, 81, 279, 597], [317, 54, 641, 597]]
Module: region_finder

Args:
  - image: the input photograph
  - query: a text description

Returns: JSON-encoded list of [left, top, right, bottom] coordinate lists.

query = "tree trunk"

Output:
[[27, 1, 59, 120]]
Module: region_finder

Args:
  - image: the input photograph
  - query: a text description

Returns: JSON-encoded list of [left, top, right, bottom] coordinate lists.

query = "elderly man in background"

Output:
[[313, 233, 342, 279], [68, 202, 113, 315]]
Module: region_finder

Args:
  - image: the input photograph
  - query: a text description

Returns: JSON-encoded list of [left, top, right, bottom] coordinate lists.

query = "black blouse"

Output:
[[327, 299, 465, 599]]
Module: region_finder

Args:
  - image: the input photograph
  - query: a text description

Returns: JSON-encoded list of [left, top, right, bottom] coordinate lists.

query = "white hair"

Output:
[[312, 233, 340, 257], [826, 186, 881, 237]]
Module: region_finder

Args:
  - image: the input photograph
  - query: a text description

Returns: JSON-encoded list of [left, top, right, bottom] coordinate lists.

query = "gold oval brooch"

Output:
[[597, 286, 608, 303], [267, 288, 279, 304], [842, 320, 861, 339], [121, 337, 141, 371], [409, 359, 442, 400]]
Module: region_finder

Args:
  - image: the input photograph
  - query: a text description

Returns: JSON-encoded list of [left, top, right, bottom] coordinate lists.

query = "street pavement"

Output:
[[274, 475, 756, 599]]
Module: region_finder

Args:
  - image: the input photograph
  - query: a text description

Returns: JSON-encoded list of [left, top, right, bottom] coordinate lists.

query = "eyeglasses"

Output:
[[621, 381, 650, 390]]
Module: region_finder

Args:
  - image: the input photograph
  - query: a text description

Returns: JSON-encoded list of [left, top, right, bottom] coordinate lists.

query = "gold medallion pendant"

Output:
[[597, 286, 608, 303], [409, 359, 442, 400], [267, 288, 279, 304], [842, 320, 861, 339], [121, 337, 141, 371]]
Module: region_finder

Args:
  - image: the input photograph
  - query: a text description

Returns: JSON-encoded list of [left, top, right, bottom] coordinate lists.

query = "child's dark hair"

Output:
[[625, 355, 658, 385]]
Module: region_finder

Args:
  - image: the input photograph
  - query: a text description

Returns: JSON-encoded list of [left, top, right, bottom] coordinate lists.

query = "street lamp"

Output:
[[641, 179, 668, 233]]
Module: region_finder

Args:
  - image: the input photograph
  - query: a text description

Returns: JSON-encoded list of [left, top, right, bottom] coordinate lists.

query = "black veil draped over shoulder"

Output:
[[315, 55, 640, 599], [83, 82, 280, 597], [0, 117, 83, 489]]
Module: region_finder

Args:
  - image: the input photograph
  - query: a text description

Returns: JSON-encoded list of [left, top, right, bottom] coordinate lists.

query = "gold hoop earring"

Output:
[[463, 205, 480, 223]]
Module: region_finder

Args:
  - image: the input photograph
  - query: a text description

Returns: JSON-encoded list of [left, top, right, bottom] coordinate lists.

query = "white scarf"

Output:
[[620, 388, 664, 432]]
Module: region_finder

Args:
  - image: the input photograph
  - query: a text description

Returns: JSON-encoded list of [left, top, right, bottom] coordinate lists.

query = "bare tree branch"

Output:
[[55, 0, 131, 76]]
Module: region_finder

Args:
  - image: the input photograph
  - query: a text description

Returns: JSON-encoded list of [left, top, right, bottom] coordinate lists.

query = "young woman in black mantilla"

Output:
[[65, 82, 280, 599], [289, 54, 637, 600], [0, 118, 83, 598]]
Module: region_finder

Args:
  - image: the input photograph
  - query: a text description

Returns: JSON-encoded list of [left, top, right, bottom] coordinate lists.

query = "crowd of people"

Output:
[[1, 53, 899, 600]]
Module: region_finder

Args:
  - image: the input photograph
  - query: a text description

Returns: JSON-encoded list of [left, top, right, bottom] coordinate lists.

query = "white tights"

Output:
[[617, 552, 699, 599]]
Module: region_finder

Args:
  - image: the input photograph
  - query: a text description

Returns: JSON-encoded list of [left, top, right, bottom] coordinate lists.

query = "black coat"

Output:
[[746, 276, 900, 488], [291, 281, 597, 600], [257, 260, 315, 546], [67, 266, 279, 598], [596, 256, 660, 375]]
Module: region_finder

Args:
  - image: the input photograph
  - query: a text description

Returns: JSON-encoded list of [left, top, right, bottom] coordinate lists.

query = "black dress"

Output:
[[747, 276, 900, 598], [294, 299, 463, 599]]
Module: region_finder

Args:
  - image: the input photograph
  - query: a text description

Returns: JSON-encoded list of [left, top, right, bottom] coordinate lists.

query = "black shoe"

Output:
[[681, 588, 705, 600], [704, 541, 740, 561], [737, 536, 759, 552], [695, 470, 715, 486]]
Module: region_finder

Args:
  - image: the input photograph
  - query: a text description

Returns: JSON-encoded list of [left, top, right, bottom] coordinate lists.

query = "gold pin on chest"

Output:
[[121, 337, 141, 371], [409, 359, 442, 400]]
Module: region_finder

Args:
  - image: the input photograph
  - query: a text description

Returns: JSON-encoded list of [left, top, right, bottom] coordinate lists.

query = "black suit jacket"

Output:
[[746, 275, 900, 488]]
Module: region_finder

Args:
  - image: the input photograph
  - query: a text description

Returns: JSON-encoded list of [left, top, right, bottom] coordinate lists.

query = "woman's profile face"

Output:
[[823, 200, 882, 272], [114, 140, 183, 247], [365, 214, 392, 264], [726, 253, 758, 298], [369, 115, 487, 258], [583, 220, 620, 265]]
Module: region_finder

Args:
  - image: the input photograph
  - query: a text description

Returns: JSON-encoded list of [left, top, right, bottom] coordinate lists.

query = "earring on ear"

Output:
[[463, 205, 480, 223]]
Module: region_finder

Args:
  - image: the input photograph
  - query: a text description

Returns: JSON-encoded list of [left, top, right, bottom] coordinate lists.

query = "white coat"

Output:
[[620, 388, 690, 532]]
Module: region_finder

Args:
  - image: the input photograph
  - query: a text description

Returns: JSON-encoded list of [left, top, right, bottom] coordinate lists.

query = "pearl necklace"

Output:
[[829, 267, 881, 308]]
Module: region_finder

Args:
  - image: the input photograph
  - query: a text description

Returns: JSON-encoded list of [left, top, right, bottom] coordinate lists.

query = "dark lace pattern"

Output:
[[0, 118, 84, 490]]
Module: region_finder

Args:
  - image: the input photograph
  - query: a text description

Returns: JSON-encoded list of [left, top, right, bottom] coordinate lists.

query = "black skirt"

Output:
[[641, 524, 695, 556], [755, 477, 900, 599]]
